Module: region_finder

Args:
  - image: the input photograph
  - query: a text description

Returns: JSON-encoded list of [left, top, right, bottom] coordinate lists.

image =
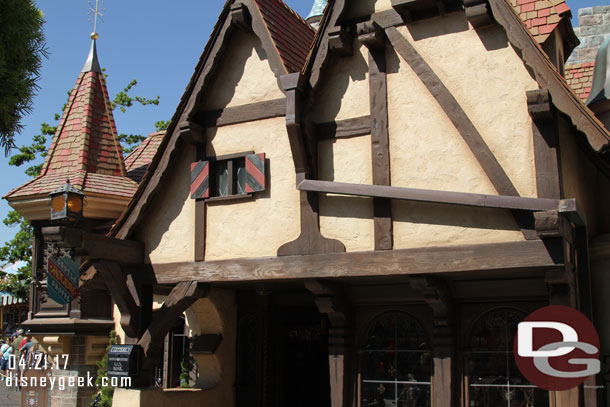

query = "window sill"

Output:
[[162, 388, 202, 392], [204, 193, 252, 203]]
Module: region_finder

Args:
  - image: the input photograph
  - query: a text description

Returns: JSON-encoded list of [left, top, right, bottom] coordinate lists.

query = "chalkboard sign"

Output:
[[108, 344, 142, 379]]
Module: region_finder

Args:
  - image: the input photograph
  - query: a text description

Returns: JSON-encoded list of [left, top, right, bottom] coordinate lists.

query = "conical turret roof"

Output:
[[5, 38, 137, 206]]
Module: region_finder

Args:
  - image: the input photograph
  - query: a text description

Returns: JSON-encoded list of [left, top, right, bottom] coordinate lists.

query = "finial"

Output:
[[88, 0, 104, 40], [306, 0, 327, 29]]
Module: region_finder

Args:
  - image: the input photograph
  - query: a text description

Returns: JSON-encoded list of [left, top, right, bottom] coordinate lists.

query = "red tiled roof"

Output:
[[5, 41, 136, 201], [4, 170, 137, 199], [509, 0, 570, 43], [41, 70, 125, 177], [254, 0, 316, 73], [564, 62, 595, 102], [125, 131, 165, 183]]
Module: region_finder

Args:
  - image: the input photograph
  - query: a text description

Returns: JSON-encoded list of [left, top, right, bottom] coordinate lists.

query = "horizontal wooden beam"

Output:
[[199, 98, 286, 127], [152, 240, 562, 284], [297, 179, 560, 211], [317, 116, 371, 140], [42, 226, 143, 265]]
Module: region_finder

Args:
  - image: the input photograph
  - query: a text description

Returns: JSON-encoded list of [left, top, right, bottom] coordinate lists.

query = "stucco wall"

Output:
[[205, 118, 300, 260], [310, 41, 370, 122], [318, 136, 375, 251], [203, 30, 284, 110], [136, 144, 196, 264], [388, 19, 532, 246]]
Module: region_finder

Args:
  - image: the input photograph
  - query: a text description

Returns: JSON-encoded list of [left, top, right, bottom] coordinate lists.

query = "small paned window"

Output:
[[467, 309, 549, 407], [190, 152, 266, 201], [361, 312, 431, 407]]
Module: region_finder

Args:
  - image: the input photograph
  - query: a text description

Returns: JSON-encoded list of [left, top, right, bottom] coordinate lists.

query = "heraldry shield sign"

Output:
[[47, 255, 79, 305]]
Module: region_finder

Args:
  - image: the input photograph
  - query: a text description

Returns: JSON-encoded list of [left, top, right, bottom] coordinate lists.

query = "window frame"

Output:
[[205, 150, 254, 202]]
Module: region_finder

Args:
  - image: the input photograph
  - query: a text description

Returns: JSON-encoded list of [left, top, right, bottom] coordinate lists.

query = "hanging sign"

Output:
[[47, 255, 79, 305]]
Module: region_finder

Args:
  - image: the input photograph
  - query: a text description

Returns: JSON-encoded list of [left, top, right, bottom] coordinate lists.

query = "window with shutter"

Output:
[[191, 152, 266, 201]]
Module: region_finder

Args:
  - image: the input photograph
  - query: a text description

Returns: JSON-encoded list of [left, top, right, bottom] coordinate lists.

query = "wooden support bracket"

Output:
[[328, 26, 354, 57], [357, 21, 385, 49], [178, 121, 205, 145], [230, 2, 252, 32], [464, 0, 494, 28], [42, 226, 143, 265], [138, 281, 209, 358]]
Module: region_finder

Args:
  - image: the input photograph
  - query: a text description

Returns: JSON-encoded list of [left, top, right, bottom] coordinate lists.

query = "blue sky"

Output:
[[0, 0, 604, 252]]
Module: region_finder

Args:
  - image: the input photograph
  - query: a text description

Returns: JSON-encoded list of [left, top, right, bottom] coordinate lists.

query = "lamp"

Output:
[[49, 179, 85, 220]]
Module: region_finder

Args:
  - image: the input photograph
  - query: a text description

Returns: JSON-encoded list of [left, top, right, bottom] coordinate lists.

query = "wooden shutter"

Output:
[[244, 153, 266, 193], [190, 161, 210, 199]]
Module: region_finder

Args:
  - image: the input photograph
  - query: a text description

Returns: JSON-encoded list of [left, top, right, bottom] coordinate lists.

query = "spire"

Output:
[[82, 35, 102, 73], [306, 0, 327, 29]]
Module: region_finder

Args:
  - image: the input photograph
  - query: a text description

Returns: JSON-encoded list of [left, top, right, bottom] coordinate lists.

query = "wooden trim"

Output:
[[207, 150, 254, 162], [487, 0, 609, 152], [194, 201, 206, 262], [317, 116, 371, 140], [297, 179, 559, 211], [367, 46, 393, 250], [42, 226, 143, 265], [152, 240, 563, 284], [199, 98, 286, 127], [277, 73, 346, 256], [138, 281, 208, 358], [205, 193, 253, 203], [527, 90, 562, 200], [385, 27, 518, 198]]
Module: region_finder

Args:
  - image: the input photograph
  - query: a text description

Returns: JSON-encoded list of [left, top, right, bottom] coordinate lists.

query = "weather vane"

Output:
[[88, 0, 105, 40]]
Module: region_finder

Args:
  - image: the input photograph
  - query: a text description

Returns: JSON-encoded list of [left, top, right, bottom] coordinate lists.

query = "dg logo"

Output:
[[514, 305, 601, 391]]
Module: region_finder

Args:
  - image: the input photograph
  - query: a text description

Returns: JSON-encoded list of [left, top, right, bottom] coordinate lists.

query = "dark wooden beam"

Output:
[[297, 179, 560, 211], [464, 0, 494, 28], [385, 27, 518, 198], [138, 281, 208, 358], [328, 26, 354, 57], [367, 43, 393, 251], [178, 121, 205, 145], [153, 240, 563, 284], [230, 2, 252, 32], [42, 227, 143, 265], [317, 116, 371, 140], [277, 73, 346, 256], [527, 89, 561, 199], [92, 261, 140, 338], [198, 98, 286, 128]]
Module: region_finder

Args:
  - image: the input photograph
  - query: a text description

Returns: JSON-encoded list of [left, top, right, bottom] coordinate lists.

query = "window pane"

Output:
[[236, 158, 246, 195], [215, 161, 229, 196], [362, 312, 431, 407]]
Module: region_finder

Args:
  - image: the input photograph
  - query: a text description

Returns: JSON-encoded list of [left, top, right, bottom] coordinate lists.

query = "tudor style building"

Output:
[[6, 0, 610, 406]]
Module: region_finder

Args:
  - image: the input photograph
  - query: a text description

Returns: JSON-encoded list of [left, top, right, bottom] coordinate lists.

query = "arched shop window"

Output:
[[467, 309, 549, 407], [361, 312, 431, 407]]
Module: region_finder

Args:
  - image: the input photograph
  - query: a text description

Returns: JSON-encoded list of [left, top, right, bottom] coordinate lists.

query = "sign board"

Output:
[[47, 255, 79, 305], [108, 344, 142, 380], [21, 370, 50, 407]]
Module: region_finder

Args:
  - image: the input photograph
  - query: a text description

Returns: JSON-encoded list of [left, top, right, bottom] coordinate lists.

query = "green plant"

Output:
[[179, 347, 196, 388], [91, 330, 118, 407]]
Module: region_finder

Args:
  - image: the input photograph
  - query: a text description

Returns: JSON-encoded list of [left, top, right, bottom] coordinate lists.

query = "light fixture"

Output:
[[49, 179, 85, 220]]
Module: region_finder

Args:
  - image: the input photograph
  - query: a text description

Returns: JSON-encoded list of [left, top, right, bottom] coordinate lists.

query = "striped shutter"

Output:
[[244, 153, 266, 193], [190, 161, 210, 199]]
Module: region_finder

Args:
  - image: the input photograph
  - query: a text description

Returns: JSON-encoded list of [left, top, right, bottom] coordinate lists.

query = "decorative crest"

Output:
[[88, 0, 105, 39]]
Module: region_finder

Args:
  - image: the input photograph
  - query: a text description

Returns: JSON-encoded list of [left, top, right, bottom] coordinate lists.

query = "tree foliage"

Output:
[[0, 0, 48, 154], [0, 75, 166, 299], [91, 330, 119, 407]]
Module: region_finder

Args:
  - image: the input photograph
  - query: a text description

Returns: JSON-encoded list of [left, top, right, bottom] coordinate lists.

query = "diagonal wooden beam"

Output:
[[385, 26, 537, 238], [385, 26, 517, 197], [138, 281, 208, 358]]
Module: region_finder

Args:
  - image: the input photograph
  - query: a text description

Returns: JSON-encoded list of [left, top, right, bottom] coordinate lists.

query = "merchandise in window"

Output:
[[467, 309, 549, 407], [361, 312, 431, 407]]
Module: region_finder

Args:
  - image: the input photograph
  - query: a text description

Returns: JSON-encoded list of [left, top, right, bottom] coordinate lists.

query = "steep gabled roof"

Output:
[[111, 0, 312, 239], [254, 0, 316, 73], [565, 62, 595, 102], [4, 39, 137, 201], [125, 131, 165, 183]]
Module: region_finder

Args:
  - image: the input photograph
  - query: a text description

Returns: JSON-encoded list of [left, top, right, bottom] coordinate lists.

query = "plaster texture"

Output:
[[205, 118, 300, 260], [203, 30, 284, 110], [318, 136, 375, 251]]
